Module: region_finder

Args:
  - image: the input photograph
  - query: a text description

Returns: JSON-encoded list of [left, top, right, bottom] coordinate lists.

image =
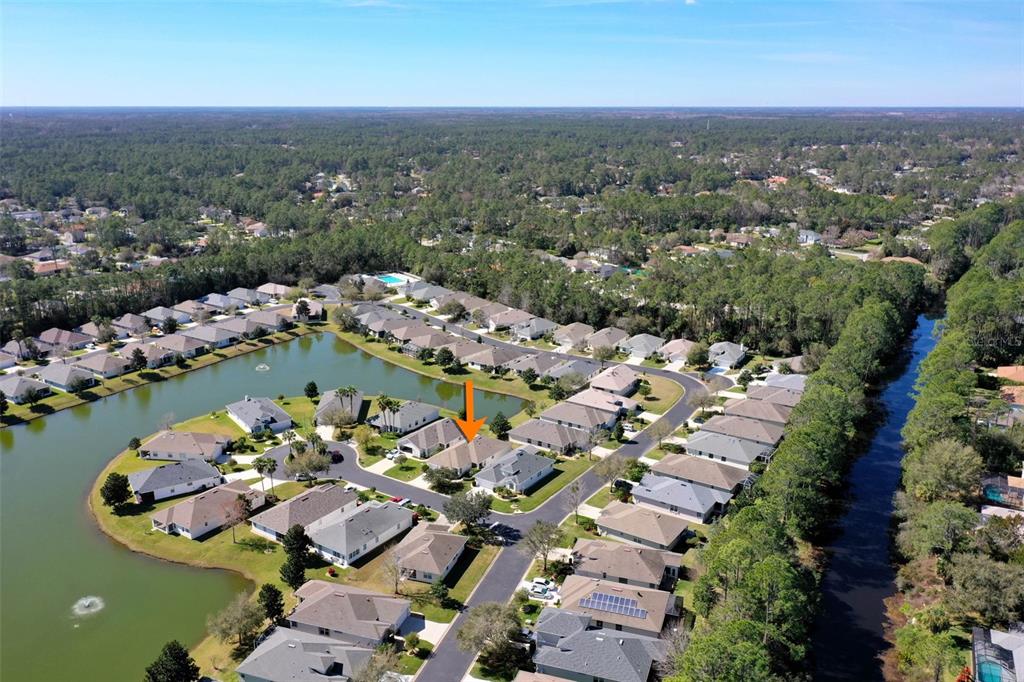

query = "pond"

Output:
[[0, 333, 523, 682]]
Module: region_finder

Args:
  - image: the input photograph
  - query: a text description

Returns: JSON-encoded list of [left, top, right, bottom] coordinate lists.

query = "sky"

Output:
[[1, 0, 1021, 107]]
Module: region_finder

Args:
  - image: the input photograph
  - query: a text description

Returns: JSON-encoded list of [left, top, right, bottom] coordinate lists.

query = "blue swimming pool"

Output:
[[377, 274, 403, 284], [978, 660, 1009, 682], [985, 485, 1007, 504]]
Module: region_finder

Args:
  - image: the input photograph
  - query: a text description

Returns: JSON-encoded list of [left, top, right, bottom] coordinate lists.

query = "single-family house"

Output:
[[315, 389, 365, 426], [143, 306, 191, 326], [38, 328, 91, 350], [35, 363, 96, 392], [139, 430, 230, 462], [256, 282, 293, 298], [798, 229, 823, 245], [572, 538, 682, 591], [590, 365, 641, 396], [436, 339, 491, 363], [620, 333, 665, 359], [182, 324, 239, 349], [243, 308, 290, 332], [701, 415, 784, 446], [1, 339, 54, 360], [971, 626, 1024, 682], [396, 418, 464, 458], [723, 397, 792, 424], [487, 308, 534, 332], [76, 321, 128, 342], [112, 313, 151, 337], [504, 353, 563, 377], [539, 401, 618, 434], [0, 375, 51, 403], [0, 351, 16, 369], [150, 479, 264, 540], [587, 327, 628, 351], [652, 453, 751, 494], [684, 430, 775, 469], [311, 284, 342, 301], [475, 302, 511, 325], [225, 396, 292, 435], [657, 338, 697, 363], [119, 342, 174, 369], [200, 293, 247, 311], [565, 388, 640, 416], [288, 580, 411, 647], [557, 575, 679, 638], [173, 300, 217, 322], [534, 628, 666, 682], [236, 627, 373, 682], [553, 322, 595, 348], [544, 358, 601, 382], [401, 330, 453, 355], [307, 501, 414, 567], [630, 473, 732, 523], [293, 298, 324, 321], [249, 484, 359, 542], [73, 352, 129, 379], [764, 372, 807, 392], [464, 346, 521, 372], [383, 322, 435, 345], [227, 287, 271, 306], [393, 522, 468, 583], [426, 436, 513, 476], [596, 501, 688, 550], [708, 341, 747, 369], [368, 400, 440, 435], [153, 334, 207, 358], [746, 385, 803, 408], [127, 460, 223, 504], [475, 446, 555, 493], [513, 317, 558, 341], [509, 419, 591, 454], [213, 316, 267, 339], [533, 608, 591, 649]]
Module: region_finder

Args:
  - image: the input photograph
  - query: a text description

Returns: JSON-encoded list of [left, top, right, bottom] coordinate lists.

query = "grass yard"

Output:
[[274, 396, 316, 430], [173, 410, 247, 439], [640, 374, 685, 414], [585, 487, 613, 509], [385, 460, 426, 482], [557, 515, 604, 548], [489, 456, 594, 513], [396, 641, 434, 675]]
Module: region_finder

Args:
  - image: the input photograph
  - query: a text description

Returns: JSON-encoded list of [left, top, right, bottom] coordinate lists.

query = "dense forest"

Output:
[[890, 218, 1024, 681]]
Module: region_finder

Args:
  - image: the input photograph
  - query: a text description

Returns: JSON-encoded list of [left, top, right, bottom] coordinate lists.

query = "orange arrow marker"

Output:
[[455, 380, 486, 441]]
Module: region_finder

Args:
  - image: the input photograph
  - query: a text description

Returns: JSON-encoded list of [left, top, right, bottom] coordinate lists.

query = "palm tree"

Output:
[[377, 394, 398, 432], [283, 430, 298, 457], [340, 385, 359, 418], [253, 456, 277, 493], [307, 432, 327, 457]]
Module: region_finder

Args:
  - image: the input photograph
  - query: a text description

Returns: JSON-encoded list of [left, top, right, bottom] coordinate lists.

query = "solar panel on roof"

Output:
[[578, 591, 648, 619]]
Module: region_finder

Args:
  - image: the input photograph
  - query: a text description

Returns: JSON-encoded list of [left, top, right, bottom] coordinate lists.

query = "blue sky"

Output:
[[2, 1, 1021, 107]]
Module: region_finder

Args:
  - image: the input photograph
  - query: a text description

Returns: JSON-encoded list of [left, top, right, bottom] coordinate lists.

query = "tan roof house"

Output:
[[150, 480, 264, 541], [700, 415, 784, 446], [139, 430, 230, 462], [393, 523, 468, 583], [565, 387, 640, 416], [553, 322, 595, 348], [745, 385, 803, 408], [396, 418, 464, 458], [652, 453, 751, 493], [539, 401, 618, 434], [596, 501, 688, 550], [249, 483, 359, 541], [557, 575, 678, 638], [723, 398, 792, 425], [426, 436, 512, 475], [572, 538, 682, 590], [289, 581, 411, 647], [590, 365, 641, 396], [587, 327, 629, 351]]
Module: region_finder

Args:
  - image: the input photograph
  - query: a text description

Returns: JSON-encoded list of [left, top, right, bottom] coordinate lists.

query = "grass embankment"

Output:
[[1, 326, 315, 428], [640, 374, 685, 415]]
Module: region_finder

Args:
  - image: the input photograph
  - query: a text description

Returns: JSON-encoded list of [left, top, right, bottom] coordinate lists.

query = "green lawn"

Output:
[[585, 487, 613, 509], [274, 396, 316, 430], [640, 374, 685, 415], [385, 460, 425, 482], [173, 411, 247, 439], [489, 456, 594, 513], [557, 515, 605, 548], [396, 642, 434, 675]]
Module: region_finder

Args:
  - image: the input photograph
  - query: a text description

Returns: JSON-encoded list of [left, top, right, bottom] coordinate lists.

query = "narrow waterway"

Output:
[[0, 333, 522, 682], [811, 314, 938, 680]]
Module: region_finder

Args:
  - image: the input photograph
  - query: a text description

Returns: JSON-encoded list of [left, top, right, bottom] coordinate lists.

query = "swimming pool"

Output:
[[978, 659, 1010, 682], [377, 274, 403, 284], [985, 485, 1007, 504]]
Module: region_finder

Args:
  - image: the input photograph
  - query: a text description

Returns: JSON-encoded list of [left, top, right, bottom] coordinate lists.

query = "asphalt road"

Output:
[[311, 302, 709, 681]]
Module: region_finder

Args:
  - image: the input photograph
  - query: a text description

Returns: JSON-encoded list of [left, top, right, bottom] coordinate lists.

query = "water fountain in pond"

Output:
[[254, 363, 270, 372], [71, 595, 105, 618]]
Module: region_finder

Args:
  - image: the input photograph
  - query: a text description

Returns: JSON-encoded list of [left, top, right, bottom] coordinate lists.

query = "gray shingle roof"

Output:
[[631, 473, 731, 518], [236, 627, 372, 682], [684, 430, 774, 466], [127, 460, 221, 494], [307, 502, 414, 559], [226, 396, 292, 431], [534, 628, 666, 682], [475, 447, 553, 489], [249, 484, 358, 537], [367, 400, 440, 433]]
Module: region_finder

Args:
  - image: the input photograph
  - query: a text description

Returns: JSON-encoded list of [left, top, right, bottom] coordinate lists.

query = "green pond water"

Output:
[[0, 333, 523, 682]]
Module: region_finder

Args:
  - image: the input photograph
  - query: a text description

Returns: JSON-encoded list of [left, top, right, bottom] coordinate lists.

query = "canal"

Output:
[[811, 314, 939, 680], [0, 333, 523, 682]]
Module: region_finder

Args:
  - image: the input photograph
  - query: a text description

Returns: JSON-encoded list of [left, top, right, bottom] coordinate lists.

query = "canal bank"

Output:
[[811, 314, 939, 681], [0, 333, 523, 682]]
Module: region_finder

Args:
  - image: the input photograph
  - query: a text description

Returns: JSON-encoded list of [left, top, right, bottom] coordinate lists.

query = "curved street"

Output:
[[301, 302, 709, 681]]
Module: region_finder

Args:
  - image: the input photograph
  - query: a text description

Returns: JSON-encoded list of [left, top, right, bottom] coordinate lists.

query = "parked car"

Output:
[[389, 495, 403, 502], [343, 484, 357, 493], [529, 584, 549, 597]]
